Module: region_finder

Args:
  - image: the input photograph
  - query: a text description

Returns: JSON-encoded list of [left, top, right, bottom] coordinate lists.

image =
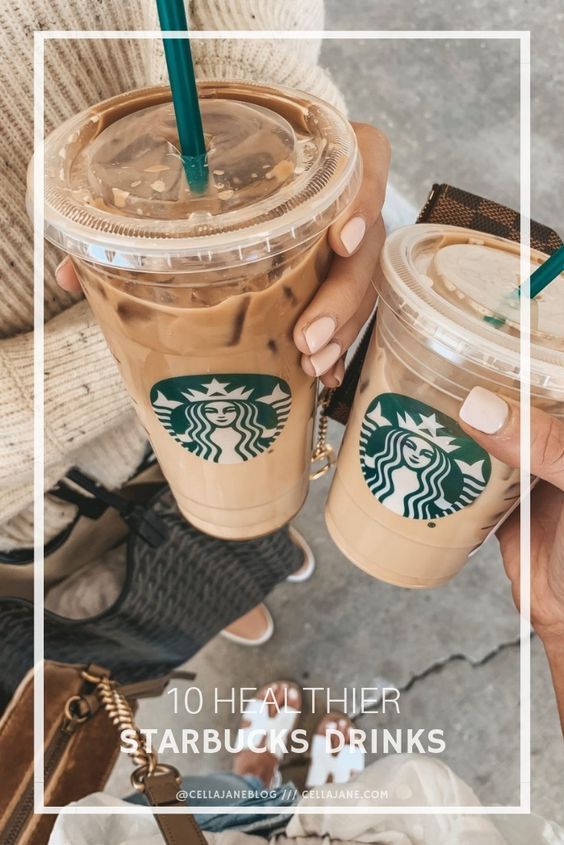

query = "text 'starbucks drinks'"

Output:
[[326, 224, 564, 588], [39, 83, 361, 539]]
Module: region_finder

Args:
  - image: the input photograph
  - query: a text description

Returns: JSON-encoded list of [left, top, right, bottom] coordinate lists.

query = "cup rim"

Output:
[[380, 224, 564, 395], [34, 81, 362, 274]]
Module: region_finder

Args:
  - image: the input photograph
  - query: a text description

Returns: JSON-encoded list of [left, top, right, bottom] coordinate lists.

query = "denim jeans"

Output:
[[127, 772, 298, 837]]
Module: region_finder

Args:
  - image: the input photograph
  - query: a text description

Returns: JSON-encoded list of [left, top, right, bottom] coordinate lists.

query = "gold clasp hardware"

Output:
[[81, 668, 106, 684], [131, 762, 182, 792], [310, 444, 336, 480], [63, 695, 92, 725], [84, 668, 186, 796], [95, 674, 165, 791], [310, 388, 336, 481]]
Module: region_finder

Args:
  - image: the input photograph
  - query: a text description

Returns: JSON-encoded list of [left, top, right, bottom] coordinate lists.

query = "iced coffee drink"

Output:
[[326, 225, 564, 587], [39, 82, 361, 539]]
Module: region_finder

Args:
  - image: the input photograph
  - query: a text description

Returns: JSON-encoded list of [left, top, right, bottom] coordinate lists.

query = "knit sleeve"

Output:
[[146, 0, 347, 114], [0, 299, 135, 490]]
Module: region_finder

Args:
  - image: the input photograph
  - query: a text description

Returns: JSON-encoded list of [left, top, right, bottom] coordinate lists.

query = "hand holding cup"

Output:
[[293, 123, 391, 387], [459, 387, 564, 644]]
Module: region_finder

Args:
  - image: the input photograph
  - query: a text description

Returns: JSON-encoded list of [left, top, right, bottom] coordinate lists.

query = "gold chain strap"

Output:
[[81, 669, 181, 792], [310, 387, 336, 480]]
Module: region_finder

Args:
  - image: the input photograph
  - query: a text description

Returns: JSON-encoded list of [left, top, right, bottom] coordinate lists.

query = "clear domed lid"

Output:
[[380, 224, 564, 396], [35, 82, 361, 272], [427, 241, 564, 347]]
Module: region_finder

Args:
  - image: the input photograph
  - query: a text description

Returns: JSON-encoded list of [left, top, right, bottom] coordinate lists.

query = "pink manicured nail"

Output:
[[55, 256, 77, 291], [459, 386, 509, 434], [340, 216, 366, 254], [300, 355, 316, 378], [333, 359, 345, 386], [303, 315, 336, 354], [55, 255, 70, 277], [310, 342, 341, 376]]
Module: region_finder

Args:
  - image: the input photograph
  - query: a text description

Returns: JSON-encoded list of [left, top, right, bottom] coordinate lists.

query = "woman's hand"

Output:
[[459, 386, 564, 642], [55, 255, 81, 293], [458, 387, 564, 728], [293, 122, 391, 387]]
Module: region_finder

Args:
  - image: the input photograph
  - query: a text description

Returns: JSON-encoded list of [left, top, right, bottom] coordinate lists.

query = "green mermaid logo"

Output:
[[150, 374, 291, 464], [360, 393, 491, 519]]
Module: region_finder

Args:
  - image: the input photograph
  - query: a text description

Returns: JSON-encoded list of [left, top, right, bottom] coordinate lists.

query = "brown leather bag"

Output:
[[0, 661, 206, 845]]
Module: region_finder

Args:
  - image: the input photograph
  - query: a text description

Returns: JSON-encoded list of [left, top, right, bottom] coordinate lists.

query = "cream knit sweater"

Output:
[[0, 1, 345, 551]]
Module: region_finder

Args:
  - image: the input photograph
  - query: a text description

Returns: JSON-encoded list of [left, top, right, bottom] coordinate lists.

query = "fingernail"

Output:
[[310, 342, 341, 376], [333, 359, 345, 386], [459, 386, 509, 434], [301, 355, 316, 378], [55, 256, 70, 277], [303, 316, 336, 354], [340, 216, 366, 255]]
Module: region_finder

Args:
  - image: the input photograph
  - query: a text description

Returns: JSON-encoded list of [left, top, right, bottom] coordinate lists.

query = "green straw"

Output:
[[484, 245, 564, 327], [156, 0, 208, 193], [517, 244, 564, 298]]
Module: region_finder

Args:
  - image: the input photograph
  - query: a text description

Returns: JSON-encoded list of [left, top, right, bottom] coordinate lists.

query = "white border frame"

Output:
[[33, 29, 531, 816]]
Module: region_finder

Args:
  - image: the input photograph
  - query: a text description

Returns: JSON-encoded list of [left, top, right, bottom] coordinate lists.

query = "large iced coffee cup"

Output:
[[326, 224, 564, 588], [37, 83, 361, 539]]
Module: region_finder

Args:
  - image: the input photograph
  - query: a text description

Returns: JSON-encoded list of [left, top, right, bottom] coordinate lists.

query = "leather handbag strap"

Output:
[[60, 467, 169, 548], [82, 665, 208, 845], [144, 770, 208, 845]]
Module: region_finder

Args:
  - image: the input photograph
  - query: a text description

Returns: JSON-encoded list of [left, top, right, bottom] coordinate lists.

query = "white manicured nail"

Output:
[[304, 315, 336, 354], [340, 216, 366, 254], [333, 358, 345, 387], [310, 342, 341, 376], [459, 387, 509, 434], [288, 688, 299, 702]]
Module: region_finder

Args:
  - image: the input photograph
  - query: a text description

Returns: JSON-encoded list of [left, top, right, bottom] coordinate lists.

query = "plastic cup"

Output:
[[326, 224, 564, 588], [37, 82, 361, 539]]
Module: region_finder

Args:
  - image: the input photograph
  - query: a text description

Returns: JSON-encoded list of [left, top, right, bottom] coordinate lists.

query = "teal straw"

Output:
[[156, 0, 208, 193], [517, 245, 564, 298], [484, 245, 564, 327]]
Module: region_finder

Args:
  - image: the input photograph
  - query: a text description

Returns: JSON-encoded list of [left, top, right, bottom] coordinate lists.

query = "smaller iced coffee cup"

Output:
[[326, 224, 564, 588], [37, 82, 361, 539]]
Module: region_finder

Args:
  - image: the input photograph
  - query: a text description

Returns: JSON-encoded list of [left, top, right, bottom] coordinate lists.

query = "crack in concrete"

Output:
[[353, 633, 526, 720]]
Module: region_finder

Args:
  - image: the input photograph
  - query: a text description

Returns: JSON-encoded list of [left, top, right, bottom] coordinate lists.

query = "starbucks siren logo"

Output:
[[151, 374, 291, 464], [360, 393, 491, 519]]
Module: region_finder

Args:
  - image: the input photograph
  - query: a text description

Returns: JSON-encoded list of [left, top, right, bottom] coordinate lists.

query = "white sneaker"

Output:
[[287, 526, 316, 583], [220, 603, 274, 646]]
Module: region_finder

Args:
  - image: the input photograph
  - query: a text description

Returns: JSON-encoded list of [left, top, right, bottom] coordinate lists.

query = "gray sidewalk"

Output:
[[108, 2, 564, 821], [323, 0, 562, 225]]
